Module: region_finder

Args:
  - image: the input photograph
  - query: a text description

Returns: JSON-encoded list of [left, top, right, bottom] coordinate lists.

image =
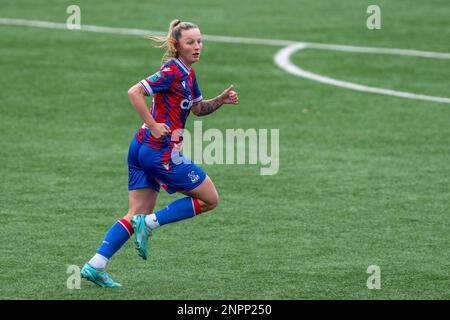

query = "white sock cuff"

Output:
[[145, 213, 160, 230], [89, 253, 109, 270]]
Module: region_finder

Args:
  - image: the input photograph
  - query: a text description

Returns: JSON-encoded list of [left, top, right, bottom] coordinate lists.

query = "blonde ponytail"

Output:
[[148, 19, 199, 63]]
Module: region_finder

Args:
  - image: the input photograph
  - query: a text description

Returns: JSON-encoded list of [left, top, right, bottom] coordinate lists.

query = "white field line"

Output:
[[304, 43, 450, 60], [2, 18, 450, 58], [274, 43, 450, 104], [0, 18, 296, 46], [2, 18, 450, 103]]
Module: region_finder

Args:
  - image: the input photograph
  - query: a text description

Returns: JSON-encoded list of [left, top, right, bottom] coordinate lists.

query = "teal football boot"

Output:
[[80, 263, 121, 288], [131, 214, 150, 260]]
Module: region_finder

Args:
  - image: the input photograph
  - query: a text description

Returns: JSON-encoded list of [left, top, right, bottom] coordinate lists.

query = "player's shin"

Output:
[[144, 197, 202, 231], [88, 218, 134, 270]]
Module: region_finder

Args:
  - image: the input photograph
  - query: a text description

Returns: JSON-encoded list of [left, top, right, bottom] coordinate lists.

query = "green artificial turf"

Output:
[[0, 0, 449, 299]]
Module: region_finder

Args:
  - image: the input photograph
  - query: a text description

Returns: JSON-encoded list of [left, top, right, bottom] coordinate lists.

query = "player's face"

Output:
[[177, 28, 202, 66]]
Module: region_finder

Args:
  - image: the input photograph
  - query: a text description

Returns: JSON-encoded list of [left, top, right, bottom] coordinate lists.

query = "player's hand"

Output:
[[148, 122, 171, 138], [219, 85, 239, 105]]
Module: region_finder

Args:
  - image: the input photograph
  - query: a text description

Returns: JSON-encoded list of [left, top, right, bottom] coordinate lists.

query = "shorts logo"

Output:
[[188, 171, 199, 183]]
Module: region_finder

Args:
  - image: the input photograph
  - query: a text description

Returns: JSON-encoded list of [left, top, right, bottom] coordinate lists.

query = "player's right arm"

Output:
[[127, 83, 170, 138]]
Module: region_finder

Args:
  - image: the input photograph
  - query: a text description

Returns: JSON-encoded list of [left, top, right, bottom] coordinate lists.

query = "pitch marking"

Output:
[[1, 18, 449, 103]]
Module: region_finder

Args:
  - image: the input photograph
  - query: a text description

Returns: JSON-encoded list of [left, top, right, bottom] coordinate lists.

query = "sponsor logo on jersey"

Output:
[[180, 98, 193, 110], [148, 71, 162, 82]]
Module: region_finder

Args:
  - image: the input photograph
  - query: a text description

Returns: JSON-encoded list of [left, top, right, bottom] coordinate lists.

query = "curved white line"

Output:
[[274, 43, 450, 104], [304, 43, 450, 60], [1, 17, 449, 103]]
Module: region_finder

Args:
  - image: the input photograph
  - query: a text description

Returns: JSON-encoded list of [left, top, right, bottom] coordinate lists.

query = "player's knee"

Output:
[[198, 191, 219, 212], [208, 190, 219, 210]]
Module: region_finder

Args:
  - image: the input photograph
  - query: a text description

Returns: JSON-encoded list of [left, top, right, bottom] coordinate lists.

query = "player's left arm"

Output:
[[191, 85, 239, 116]]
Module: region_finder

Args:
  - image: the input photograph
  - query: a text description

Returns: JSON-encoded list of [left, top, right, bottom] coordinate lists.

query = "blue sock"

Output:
[[97, 219, 134, 260], [155, 197, 202, 226]]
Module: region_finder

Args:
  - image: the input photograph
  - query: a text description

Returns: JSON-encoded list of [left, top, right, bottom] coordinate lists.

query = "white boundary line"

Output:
[[0, 18, 296, 45], [2, 18, 450, 57], [2, 18, 450, 103]]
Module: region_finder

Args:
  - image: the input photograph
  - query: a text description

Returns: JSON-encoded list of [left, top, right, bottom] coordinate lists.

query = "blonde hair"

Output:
[[148, 19, 199, 63]]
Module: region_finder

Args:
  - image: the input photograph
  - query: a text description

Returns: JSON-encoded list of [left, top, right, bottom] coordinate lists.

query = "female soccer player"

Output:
[[81, 20, 239, 287]]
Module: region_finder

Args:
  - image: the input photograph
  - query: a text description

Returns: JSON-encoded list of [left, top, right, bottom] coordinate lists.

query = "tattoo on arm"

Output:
[[139, 83, 149, 96], [196, 97, 223, 116]]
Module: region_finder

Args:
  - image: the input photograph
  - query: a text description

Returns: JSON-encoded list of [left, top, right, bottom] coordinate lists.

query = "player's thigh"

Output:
[[127, 188, 159, 217], [180, 176, 219, 207]]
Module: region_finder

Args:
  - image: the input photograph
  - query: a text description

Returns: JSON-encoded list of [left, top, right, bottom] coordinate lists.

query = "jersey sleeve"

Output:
[[139, 66, 176, 96], [192, 76, 203, 104]]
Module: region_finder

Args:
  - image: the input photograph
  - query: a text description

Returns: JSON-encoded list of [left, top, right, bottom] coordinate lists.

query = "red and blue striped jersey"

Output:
[[138, 58, 202, 149]]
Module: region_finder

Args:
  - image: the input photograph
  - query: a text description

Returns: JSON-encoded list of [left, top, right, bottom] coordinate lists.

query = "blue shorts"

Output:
[[127, 132, 206, 194]]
